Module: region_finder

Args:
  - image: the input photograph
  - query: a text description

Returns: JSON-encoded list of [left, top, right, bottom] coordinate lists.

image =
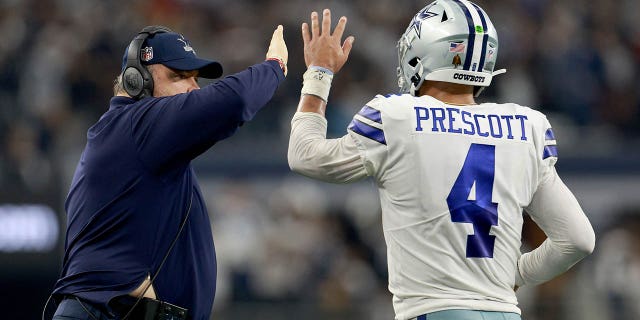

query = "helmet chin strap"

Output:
[[409, 59, 425, 96], [397, 67, 406, 93]]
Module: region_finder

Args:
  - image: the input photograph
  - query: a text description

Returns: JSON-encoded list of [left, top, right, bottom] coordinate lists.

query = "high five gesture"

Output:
[[297, 9, 354, 114], [302, 9, 354, 73]]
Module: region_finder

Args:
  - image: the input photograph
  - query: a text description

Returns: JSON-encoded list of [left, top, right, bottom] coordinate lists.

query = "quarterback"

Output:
[[289, 3, 595, 320]]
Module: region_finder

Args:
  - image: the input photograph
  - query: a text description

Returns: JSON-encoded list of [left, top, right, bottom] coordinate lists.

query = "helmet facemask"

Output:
[[397, 32, 426, 96]]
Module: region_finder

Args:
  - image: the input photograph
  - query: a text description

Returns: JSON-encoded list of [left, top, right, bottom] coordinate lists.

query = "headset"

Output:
[[123, 25, 174, 100]]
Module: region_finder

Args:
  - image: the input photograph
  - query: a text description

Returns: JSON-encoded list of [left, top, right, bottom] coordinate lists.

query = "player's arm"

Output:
[[517, 167, 595, 287], [288, 111, 367, 183], [287, 9, 366, 183]]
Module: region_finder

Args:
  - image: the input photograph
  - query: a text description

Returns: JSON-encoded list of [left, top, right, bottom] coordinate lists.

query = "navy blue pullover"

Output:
[[52, 60, 285, 319]]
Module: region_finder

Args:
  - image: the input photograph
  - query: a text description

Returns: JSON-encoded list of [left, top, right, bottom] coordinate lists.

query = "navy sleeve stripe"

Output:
[[545, 128, 556, 141], [348, 119, 387, 145], [357, 105, 382, 124], [543, 145, 558, 159]]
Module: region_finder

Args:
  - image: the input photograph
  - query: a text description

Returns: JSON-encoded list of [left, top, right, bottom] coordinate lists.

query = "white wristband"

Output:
[[301, 66, 334, 102]]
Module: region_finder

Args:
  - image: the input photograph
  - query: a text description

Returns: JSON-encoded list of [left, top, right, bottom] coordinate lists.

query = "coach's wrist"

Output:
[[267, 57, 287, 76]]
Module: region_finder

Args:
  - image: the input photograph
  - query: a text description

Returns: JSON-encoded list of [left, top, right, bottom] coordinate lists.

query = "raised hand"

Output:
[[266, 25, 288, 76], [301, 9, 354, 73]]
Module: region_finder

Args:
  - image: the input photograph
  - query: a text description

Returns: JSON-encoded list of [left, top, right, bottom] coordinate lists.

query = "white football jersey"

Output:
[[289, 93, 592, 320], [345, 94, 556, 318]]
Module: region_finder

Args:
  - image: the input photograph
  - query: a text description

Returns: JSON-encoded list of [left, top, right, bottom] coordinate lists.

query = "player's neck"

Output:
[[418, 81, 476, 105]]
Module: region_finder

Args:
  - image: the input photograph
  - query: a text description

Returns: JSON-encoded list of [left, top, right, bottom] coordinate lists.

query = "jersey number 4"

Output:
[[446, 143, 498, 258]]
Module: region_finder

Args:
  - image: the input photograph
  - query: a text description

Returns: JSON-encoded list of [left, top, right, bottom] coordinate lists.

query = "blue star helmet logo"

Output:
[[409, 4, 439, 39]]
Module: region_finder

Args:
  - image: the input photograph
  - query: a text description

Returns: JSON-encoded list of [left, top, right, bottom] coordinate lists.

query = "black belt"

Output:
[[61, 295, 188, 320], [110, 295, 188, 320], [58, 296, 110, 319]]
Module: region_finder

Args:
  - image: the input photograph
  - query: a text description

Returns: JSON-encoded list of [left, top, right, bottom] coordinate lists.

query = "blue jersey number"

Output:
[[446, 143, 498, 258]]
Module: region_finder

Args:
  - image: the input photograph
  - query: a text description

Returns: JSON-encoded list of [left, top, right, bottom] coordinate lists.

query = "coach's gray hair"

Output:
[[113, 73, 125, 96]]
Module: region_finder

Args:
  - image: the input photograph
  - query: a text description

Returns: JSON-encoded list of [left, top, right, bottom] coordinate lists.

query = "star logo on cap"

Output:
[[177, 36, 196, 54]]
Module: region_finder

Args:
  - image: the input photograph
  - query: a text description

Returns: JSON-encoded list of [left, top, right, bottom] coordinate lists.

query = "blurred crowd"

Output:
[[205, 177, 393, 319], [0, 0, 639, 319]]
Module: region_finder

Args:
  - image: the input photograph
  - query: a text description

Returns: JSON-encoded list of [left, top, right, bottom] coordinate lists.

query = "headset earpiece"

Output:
[[122, 65, 147, 99], [123, 26, 173, 99]]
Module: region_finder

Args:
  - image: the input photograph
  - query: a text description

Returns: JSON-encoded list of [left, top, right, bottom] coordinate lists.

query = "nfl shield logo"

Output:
[[141, 47, 153, 62]]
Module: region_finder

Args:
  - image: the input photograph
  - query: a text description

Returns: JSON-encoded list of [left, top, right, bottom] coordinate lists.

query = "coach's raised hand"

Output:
[[266, 25, 288, 76], [302, 9, 354, 73]]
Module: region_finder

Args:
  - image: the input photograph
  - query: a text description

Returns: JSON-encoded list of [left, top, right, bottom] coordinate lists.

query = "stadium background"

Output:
[[0, 0, 639, 319]]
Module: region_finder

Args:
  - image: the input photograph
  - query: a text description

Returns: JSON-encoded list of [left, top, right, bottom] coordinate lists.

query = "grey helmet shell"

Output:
[[397, 0, 506, 96]]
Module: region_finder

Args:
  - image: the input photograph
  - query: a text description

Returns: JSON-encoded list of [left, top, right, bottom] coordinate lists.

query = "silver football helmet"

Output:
[[397, 0, 506, 96]]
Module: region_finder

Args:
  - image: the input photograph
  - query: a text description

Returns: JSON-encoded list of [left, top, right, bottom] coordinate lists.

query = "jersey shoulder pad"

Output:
[[373, 93, 413, 106], [505, 103, 558, 160], [348, 96, 391, 146], [498, 102, 547, 122]]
